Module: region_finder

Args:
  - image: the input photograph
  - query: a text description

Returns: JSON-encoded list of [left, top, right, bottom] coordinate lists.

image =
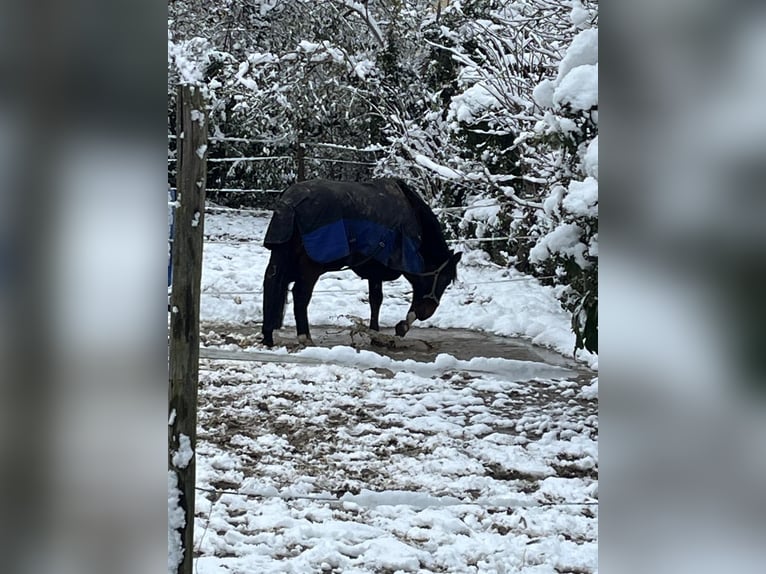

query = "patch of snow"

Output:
[[341, 489, 462, 509], [569, 0, 591, 29], [414, 154, 463, 180], [542, 184, 567, 218], [172, 434, 194, 469], [298, 40, 320, 53], [353, 58, 376, 80], [582, 135, 598, 179], [248, 52, 278, 66], [562, 177, 598, 218], [553, 63, 598, 111], [529, 222, 588, 268], [557, 28, 598, 81], [168, 471, 185, 573], [578, 378, 598, 400], [235, 61, 258, 91], [449, 83, 499, 124], [533, 79, 555, 109]]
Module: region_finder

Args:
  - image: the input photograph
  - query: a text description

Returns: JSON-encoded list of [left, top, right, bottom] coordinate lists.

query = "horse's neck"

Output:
[[415, 210, 449, 267], [394, 179, 450, 267]]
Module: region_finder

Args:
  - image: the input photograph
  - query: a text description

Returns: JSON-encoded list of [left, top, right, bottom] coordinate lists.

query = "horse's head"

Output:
[[408, 250, 462, 321]]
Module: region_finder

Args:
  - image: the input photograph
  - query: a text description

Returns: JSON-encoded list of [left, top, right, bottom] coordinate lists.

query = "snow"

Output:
[[172, 434, 195, 469], [542, 184, 566, 218], [449, 83, 499, 124], [557, 28, 598, 82], [168, 471, 185, 573], [200, 211, 596, 367], [182, 209, 597, 572], [352, 58, 376, 80], [414, 154, 463, 179], [248, 52, 279, 66], [235, 62, 258, 90], [168, 31, 211, 86], [583, 135, 598, 179], [297, 40, 345, 63], [532, 79, 555, 109], [553, 63, 598, 111], [570, 1, 591, 29], [529, 222, 588, 268], [535, 28, 598, 112], [298, 40, 320, 53], [562, 177, 598, 218], [460, 198, 502, 236], [578, 378, 598, 400]]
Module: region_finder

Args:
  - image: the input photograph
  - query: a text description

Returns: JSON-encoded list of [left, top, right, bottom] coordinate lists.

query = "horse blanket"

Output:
[[264, 179, 425, 273]]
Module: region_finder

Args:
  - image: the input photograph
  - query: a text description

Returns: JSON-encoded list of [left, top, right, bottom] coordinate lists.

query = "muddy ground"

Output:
[[201, 322, 592, 376]]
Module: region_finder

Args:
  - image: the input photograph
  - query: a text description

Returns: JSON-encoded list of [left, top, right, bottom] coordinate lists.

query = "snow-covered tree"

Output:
[[525, 21, 598, 354], [167, 0, 599, 350]]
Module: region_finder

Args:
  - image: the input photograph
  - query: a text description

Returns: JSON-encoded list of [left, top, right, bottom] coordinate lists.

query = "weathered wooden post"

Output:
[[168, 84, 207, 574]]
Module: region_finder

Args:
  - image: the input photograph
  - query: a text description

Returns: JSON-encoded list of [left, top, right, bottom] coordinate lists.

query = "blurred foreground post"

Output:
[[168, 85, 207, 574]]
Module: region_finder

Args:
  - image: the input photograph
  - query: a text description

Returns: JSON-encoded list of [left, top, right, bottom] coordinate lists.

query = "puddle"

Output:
[[202, 322, 594, 379]]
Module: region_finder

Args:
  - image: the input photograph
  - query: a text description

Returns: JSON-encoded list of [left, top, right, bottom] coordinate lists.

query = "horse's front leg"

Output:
[[292, 272, 319, 345], [368, 278, 383, 331], [395, 306, 417, 337]]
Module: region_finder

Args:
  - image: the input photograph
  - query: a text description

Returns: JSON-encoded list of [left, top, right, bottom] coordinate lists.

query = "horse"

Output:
[[261, 178, 462, 347]]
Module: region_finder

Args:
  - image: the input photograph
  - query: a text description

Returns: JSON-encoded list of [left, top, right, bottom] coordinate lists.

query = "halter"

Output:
[[414, 257, 452, 301]]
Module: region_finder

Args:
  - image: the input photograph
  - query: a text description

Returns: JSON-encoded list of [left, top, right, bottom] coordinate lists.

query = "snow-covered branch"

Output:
[[331, 0, 384, 46]]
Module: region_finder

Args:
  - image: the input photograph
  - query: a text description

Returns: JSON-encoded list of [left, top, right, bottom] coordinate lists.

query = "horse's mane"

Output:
[[393, 179, 451, 261]]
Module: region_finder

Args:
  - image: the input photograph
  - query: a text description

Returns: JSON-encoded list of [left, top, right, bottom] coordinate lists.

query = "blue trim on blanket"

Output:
[[301, 219, 424, 273]]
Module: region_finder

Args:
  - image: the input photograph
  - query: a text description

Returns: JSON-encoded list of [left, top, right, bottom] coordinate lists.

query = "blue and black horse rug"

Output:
[[261, 178, 461, 347], [264, 178, 426, 273]]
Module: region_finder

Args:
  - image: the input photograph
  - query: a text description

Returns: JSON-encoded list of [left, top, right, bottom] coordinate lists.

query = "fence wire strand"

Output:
[[195, 485, 598, 511]]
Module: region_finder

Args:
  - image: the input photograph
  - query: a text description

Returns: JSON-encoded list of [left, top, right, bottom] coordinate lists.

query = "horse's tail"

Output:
[[262, 245, 291, 345]]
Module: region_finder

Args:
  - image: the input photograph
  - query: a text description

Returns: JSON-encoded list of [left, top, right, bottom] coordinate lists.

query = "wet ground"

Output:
[[201, 321, 593, 379]]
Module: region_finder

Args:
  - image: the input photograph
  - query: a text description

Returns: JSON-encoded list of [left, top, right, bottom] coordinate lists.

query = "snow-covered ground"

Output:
[[181, 207, 598, 573], [199, 208, 597, 370]]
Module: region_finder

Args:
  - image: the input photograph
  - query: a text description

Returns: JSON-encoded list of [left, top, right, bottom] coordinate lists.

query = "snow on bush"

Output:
[[530, 222, 589, 267], [448, 82, 500, 124]]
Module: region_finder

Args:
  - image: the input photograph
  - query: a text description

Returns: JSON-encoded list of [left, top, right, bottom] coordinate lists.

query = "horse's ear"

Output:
[[452, 251, 463, 264]]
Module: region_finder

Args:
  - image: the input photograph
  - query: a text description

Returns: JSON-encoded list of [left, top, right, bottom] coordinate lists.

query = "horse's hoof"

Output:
[[395, 321, 409, 337], [262, 334, 274, 347], [297, 334, 314, 346]]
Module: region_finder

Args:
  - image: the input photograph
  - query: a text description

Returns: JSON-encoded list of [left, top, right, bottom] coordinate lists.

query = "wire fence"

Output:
[[195, 485, 598, 511], [198, 275, 557, 298], [202, 235, 533, 246]]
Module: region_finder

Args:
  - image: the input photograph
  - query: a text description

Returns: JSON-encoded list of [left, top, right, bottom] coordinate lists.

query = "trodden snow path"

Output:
[[188, 207, 598, 573]]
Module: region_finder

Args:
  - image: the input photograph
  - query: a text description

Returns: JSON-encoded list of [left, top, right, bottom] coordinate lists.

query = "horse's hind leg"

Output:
[[262, 249, 290, 347], [292, 271, 320, 345], [368, 278, 383, 331]]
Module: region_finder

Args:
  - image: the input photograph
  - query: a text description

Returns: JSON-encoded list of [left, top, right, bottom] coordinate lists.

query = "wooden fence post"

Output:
[[168, 84, 207, 574]]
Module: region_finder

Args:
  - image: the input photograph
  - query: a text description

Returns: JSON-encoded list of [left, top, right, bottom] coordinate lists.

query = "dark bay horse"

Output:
[[261, 178, 461, 347]]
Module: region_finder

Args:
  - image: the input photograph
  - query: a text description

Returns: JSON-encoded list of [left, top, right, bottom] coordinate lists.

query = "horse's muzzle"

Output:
[[414, 299, 438, 320]]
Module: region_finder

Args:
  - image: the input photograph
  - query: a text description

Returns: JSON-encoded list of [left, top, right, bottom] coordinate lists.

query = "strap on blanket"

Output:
[[343, 234, 388, 271]]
